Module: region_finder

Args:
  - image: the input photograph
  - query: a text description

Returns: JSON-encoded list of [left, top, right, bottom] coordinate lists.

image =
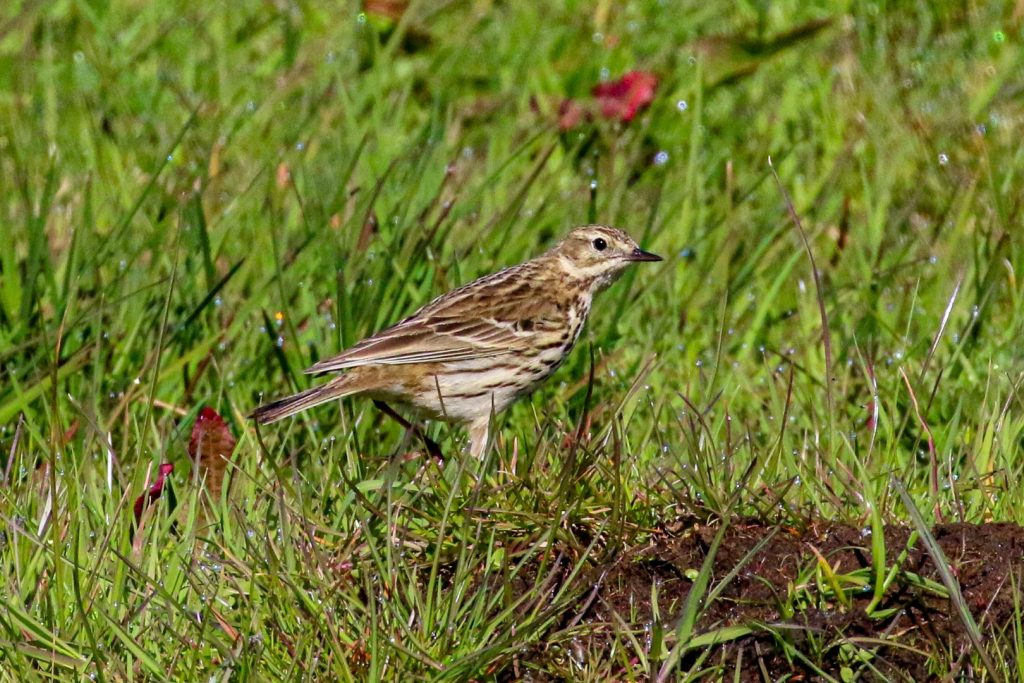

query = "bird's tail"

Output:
[[249, 376, 359, 424]]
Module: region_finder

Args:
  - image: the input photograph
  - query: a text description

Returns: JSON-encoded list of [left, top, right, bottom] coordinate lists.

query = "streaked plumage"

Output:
[[250, 225, 661, 457]]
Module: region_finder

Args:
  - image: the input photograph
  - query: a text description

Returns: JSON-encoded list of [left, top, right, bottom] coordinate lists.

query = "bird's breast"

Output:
[[566, 299, 591, 350]]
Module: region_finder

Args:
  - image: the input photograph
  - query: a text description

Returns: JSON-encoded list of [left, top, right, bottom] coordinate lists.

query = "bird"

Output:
[[250, 225, 661, 458]]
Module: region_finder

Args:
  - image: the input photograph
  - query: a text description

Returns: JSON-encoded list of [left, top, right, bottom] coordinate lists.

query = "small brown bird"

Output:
[[251, 225, 661, 457]]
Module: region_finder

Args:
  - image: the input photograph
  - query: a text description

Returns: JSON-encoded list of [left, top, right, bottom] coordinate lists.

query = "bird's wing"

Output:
[[305, 317, 517, 373], [305, 267, 567, 374]]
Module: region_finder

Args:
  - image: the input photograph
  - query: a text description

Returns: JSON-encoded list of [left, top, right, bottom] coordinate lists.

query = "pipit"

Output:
[[251, 225, 661, 457]]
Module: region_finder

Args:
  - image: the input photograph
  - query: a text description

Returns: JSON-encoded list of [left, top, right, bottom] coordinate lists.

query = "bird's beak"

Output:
[[626, 247, 663, 262]]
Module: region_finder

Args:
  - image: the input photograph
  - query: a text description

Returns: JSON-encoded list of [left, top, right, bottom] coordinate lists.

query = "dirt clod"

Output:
[[523, 520, 1024, 680]]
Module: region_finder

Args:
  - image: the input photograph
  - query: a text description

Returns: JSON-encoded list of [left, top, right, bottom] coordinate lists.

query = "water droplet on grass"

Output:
[[938, 153, 949, 165], [653, 150, 669, 166], [677, 100, 688, 112]]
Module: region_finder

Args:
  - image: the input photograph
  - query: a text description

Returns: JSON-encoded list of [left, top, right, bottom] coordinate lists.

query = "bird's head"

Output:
[[549, 225, 662, 291]]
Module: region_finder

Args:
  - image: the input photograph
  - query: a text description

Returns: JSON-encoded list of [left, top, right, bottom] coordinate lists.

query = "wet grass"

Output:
[[2, 0, 1024, 679]]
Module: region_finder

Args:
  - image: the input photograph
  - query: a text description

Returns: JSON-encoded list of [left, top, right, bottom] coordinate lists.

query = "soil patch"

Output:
[[522, 520, 1024, 680]]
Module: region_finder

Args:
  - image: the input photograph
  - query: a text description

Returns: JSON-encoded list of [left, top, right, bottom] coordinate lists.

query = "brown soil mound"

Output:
[[525, 521, 1024, 680]]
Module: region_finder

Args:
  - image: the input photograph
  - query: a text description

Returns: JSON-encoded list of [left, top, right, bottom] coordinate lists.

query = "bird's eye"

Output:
[[592, 238, 607, 251]]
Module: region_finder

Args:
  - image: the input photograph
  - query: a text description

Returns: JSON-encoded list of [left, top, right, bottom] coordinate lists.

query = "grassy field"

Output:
[[2, 0, 1024, 679]]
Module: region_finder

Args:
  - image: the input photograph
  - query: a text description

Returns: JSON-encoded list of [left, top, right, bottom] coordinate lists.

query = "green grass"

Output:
[[2, 0, 1024, 679]]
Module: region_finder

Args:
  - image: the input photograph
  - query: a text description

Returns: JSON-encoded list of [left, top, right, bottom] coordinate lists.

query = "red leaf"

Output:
[[591, 70, 658, 122], [558, 99, 587, 131], [364, 0, 408, 21], [276, 162, 291, 189], [61, 419, 79, 444], [189, 407, 237, 501], [133, 463, 174, 524]]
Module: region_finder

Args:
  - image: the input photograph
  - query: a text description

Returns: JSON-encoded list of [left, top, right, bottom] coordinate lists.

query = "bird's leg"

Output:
[[372, 400, 443, 461], [468, 417, 490, 460]]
